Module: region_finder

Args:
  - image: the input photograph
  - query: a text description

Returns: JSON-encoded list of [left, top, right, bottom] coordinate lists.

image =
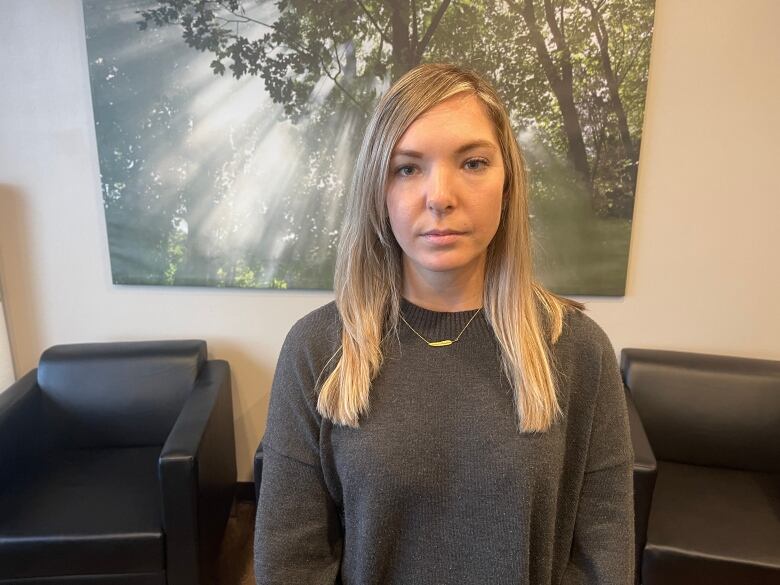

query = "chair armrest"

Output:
[[626, 385, 656, 473], [624, 385, 657, 585], [158, 360, 237, 585], [0, 369, 51, 478]]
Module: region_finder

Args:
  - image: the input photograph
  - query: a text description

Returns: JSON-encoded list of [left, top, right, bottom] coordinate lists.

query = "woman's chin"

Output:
[[407, 253, 485, 276]]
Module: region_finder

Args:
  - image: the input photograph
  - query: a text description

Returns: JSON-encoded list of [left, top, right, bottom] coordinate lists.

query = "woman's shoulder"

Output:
[[287, 299, 341, 338], [280, 300, 343, 372], [554, 305, 618, 365], [552, 307, 625, 425]]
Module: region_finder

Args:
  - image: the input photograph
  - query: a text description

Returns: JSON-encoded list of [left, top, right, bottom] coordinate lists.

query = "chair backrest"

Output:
[[37, 340, 206, 448], [621, 348, 780, 473]]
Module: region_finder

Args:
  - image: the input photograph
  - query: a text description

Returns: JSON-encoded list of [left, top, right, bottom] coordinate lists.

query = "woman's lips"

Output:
[[421, 232, 464, 245]]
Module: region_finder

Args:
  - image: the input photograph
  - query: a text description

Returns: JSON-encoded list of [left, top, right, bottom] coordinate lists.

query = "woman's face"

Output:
[[385, 93, 505, 285]]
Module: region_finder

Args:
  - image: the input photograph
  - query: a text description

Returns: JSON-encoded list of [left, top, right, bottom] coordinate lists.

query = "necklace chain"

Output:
[[398, 307, 482, 347]]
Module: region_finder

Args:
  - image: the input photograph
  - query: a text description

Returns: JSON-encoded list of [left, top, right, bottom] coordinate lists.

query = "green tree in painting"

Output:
[[128, 0, 653, 290]]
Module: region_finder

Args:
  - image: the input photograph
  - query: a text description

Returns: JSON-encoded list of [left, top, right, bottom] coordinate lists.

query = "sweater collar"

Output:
[[398, 297, 491, 343]]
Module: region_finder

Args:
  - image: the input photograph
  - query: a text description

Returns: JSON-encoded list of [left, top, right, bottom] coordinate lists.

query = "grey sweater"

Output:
[[254, 298, 634, 585]]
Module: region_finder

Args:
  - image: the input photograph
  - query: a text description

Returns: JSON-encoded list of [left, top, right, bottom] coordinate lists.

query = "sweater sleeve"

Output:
[[562, 338, 635, 585], [253, 319, 343, 585]]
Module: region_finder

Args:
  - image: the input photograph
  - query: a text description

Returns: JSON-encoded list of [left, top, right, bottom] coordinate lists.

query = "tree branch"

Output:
[[210, 0, 366, 115], [326, 17, 344, 77], [411, 0, 418, 58], [543, 0, 567, 57], [354, 0, 392, 44], [518, 0, 561, 87], [416, 0, 452, 60], [211, 1, 273, 29], [616, 33, 651, 84]]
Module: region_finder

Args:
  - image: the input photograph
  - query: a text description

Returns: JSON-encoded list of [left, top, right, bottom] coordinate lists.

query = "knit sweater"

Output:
[[254, 297, 634, 585]]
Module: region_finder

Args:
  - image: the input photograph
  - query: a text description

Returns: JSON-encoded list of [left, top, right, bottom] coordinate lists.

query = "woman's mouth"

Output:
[[421, 231, 465, 245]]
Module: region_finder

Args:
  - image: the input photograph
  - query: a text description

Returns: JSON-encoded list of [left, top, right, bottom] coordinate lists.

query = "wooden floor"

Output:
[[217, 500, 257, 585]]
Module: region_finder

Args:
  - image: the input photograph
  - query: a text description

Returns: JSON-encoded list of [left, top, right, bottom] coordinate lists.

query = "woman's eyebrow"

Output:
[[392, 139, 498, 159]]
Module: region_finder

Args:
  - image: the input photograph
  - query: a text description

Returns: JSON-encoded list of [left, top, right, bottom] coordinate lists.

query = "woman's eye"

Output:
[[465, 158, 488, 170], [393, 159, 488, 177]]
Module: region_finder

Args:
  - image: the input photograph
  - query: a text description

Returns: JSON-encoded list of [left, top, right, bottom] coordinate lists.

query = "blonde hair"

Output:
[[318, 63, 585, 433]]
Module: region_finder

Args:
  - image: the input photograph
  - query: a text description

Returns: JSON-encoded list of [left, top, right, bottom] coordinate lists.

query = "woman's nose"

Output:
[[425, 164, 455, 213]]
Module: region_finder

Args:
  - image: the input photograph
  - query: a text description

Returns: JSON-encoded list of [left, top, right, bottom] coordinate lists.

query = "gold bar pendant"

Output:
[[428, 339, 453, 347]]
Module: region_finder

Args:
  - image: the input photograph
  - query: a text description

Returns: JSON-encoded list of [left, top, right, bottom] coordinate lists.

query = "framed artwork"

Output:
[[84, 0, 655, 295]]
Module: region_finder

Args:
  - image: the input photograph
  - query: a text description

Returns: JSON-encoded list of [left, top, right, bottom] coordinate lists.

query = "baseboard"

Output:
[[236, 481, 256, 503]]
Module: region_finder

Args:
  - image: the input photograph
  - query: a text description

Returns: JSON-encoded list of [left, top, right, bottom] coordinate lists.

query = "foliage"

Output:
[[94, 0, 654, 289]]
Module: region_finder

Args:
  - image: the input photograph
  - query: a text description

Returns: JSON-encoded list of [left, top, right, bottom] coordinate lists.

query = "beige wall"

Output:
[[1, 0, 778, 482], [0, 300, 14, 389]]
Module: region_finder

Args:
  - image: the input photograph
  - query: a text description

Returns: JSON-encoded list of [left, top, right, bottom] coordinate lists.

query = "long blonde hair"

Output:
[[318, 63, 585, 433]]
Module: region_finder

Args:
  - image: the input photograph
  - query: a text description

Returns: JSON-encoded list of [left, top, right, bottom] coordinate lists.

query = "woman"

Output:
[[254, 63, 634, 585]]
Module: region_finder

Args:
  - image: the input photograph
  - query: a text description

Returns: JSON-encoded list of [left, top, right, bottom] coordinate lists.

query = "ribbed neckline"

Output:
[[398, 297, 491, 344]]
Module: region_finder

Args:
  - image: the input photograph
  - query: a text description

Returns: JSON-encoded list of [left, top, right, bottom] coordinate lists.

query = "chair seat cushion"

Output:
[[0, 446, 164, 580], [642, 461, 780, 585]]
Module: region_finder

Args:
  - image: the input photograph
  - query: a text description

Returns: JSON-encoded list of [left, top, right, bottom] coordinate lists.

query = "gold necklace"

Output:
[[398, 307, 482, 347]]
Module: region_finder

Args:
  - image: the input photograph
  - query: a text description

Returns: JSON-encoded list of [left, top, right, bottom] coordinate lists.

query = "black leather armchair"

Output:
[[0, 340, 237, 585], [622, 348, 780, 585]]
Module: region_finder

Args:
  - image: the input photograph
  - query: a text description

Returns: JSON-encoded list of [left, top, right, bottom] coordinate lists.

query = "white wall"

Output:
[[1, 0, 778, 481]]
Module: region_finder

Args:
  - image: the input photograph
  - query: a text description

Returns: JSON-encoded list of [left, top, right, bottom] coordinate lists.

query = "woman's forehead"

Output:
[[392, 96, 500, 156]]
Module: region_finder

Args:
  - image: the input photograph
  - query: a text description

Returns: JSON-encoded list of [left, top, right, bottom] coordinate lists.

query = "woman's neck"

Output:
[[401, 265, 484, 312]]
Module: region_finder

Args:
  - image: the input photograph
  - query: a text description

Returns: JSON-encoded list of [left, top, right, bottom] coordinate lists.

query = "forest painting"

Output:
[[84, 0, 655, 295]]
